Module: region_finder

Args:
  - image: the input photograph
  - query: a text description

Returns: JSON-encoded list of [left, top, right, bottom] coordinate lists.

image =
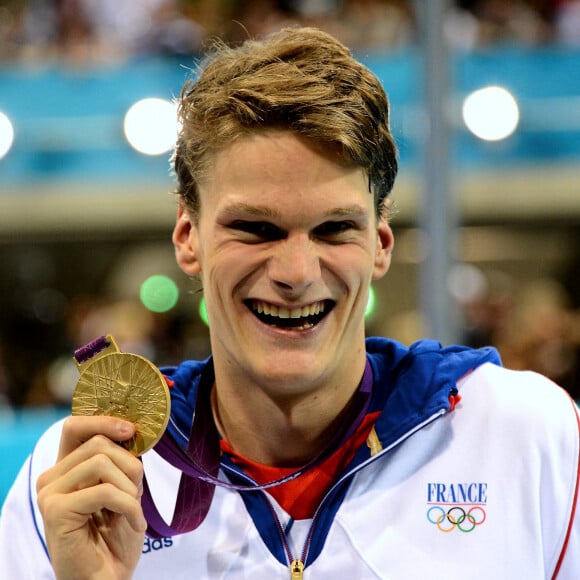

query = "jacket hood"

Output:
[[162, 337, 501, 450], [365, 337, 501, 447]]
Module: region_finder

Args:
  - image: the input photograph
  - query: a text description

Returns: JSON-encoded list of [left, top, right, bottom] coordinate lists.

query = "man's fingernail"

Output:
[[117, 421, 133, 436]]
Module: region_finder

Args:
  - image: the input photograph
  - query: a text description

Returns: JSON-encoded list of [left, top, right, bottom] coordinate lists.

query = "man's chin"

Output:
[[248, 355, 329, 394]]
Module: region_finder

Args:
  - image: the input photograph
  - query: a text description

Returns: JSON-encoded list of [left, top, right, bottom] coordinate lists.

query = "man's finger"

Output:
[[57, 415, 136, 459]]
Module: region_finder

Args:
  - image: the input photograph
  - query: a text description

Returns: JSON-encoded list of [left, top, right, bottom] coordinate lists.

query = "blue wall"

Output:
[[1, 47, 580, 188], [0, 408, 68, 506]]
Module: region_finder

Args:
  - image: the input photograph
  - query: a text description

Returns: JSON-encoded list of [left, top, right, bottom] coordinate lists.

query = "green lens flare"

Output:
[[140, 275, 179, 313], [199, 296, 209, 327], [365, 286, 376, 319]]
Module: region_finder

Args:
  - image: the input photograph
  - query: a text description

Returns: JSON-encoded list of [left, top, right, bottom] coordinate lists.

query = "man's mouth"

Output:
[[246, 299, 333, 330]]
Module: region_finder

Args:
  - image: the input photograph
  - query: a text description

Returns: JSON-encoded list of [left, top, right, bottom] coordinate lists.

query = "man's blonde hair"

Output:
[[174, 26, 398, 219]]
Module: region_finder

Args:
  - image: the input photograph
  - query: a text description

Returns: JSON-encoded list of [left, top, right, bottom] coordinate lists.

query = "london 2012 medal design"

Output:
[[72, 335, 170, 456]]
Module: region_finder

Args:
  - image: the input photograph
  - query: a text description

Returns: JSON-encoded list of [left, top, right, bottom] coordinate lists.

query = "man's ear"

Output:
[[173, 204, 202, 276], [372, 218, 394, 281]]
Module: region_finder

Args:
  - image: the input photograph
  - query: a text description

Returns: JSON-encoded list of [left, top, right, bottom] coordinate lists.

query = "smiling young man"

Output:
[[172, 129, 393, 467], [1, 26, 579, 579]]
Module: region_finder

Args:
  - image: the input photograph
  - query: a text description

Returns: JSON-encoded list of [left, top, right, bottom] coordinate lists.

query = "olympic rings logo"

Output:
[[426, 505, 486, 533]]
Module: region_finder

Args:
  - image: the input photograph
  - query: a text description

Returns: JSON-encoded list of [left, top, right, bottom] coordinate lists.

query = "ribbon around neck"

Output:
[[141, 359, 374, 538]]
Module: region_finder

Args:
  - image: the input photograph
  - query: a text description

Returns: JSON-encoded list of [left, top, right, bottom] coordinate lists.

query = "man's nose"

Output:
[[267, 233, 321, 294]]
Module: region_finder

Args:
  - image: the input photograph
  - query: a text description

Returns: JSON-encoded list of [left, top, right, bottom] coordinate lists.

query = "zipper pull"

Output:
[[290, 558, 304, 579]]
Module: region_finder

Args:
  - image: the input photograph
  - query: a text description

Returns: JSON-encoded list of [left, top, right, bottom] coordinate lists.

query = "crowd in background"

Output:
[[455, 266, 580, 401], [0, 0, 579, 65]]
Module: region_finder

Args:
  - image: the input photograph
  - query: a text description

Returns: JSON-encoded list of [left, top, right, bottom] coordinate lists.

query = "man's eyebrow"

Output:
[[324, 205, 369, 219], [219, 203, 281, 219], [218, 202, 369, 220]]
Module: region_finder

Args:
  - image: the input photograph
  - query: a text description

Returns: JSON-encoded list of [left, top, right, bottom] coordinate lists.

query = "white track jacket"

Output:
[[1, 338, 579, 579]]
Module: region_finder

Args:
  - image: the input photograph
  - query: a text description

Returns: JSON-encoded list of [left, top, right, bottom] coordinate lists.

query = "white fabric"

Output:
[[1, 363, 578, 578]]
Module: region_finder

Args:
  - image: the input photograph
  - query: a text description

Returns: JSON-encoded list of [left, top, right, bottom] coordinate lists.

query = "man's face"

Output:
[[174, 130, 393, 399]]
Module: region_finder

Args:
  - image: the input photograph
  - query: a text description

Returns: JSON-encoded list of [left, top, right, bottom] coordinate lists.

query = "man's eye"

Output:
[[314, 221, 355, 238], [230, 221, 284, 241]]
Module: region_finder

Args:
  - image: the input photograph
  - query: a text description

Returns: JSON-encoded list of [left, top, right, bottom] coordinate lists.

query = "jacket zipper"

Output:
[[290, 559, 305, 579], [238, 407, 449, 577], [298, 408, 447, 568], [173, 405, 447, 575]]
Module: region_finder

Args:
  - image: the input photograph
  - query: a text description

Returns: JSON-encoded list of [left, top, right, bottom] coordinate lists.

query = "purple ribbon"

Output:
[[74, 335, 111, 364], [142, 359, 374, 538]]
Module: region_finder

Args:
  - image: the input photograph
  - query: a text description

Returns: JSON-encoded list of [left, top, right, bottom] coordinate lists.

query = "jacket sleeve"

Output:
[[0, 420, 64, 579], [552, 400, 580, 579]]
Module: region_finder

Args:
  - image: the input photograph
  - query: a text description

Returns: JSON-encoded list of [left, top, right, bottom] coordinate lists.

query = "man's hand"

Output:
[[37, 416, 147, 580]]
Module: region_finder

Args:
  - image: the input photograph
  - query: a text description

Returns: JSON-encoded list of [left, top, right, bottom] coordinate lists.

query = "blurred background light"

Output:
[[462, 86, 520, 141], [365, 286, 377, 319], [0, 111, 15, 160], [447, 263, 488, 303], [199, 296, 209, 327], [139, 274, 179, 313], [123, 97, 178, 155]]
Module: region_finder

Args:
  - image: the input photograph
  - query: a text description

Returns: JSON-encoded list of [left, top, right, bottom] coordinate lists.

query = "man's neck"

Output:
[[210, 364, 366, 467]]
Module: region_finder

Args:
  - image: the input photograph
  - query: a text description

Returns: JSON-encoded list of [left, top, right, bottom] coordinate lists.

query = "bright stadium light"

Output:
[[124, 97, 178, 155], [0, 111, 15, 160], [462, 86, 520, 141]]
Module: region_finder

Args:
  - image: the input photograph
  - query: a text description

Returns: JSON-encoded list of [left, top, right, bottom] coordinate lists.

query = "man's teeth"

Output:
[[252, 301, 324, 319]]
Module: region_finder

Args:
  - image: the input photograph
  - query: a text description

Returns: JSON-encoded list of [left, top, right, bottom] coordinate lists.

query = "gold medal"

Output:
[[72, 334, 171, 456]]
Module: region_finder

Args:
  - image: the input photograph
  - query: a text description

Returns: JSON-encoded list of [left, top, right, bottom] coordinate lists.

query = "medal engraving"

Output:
[[72, 335, 170, 456]]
